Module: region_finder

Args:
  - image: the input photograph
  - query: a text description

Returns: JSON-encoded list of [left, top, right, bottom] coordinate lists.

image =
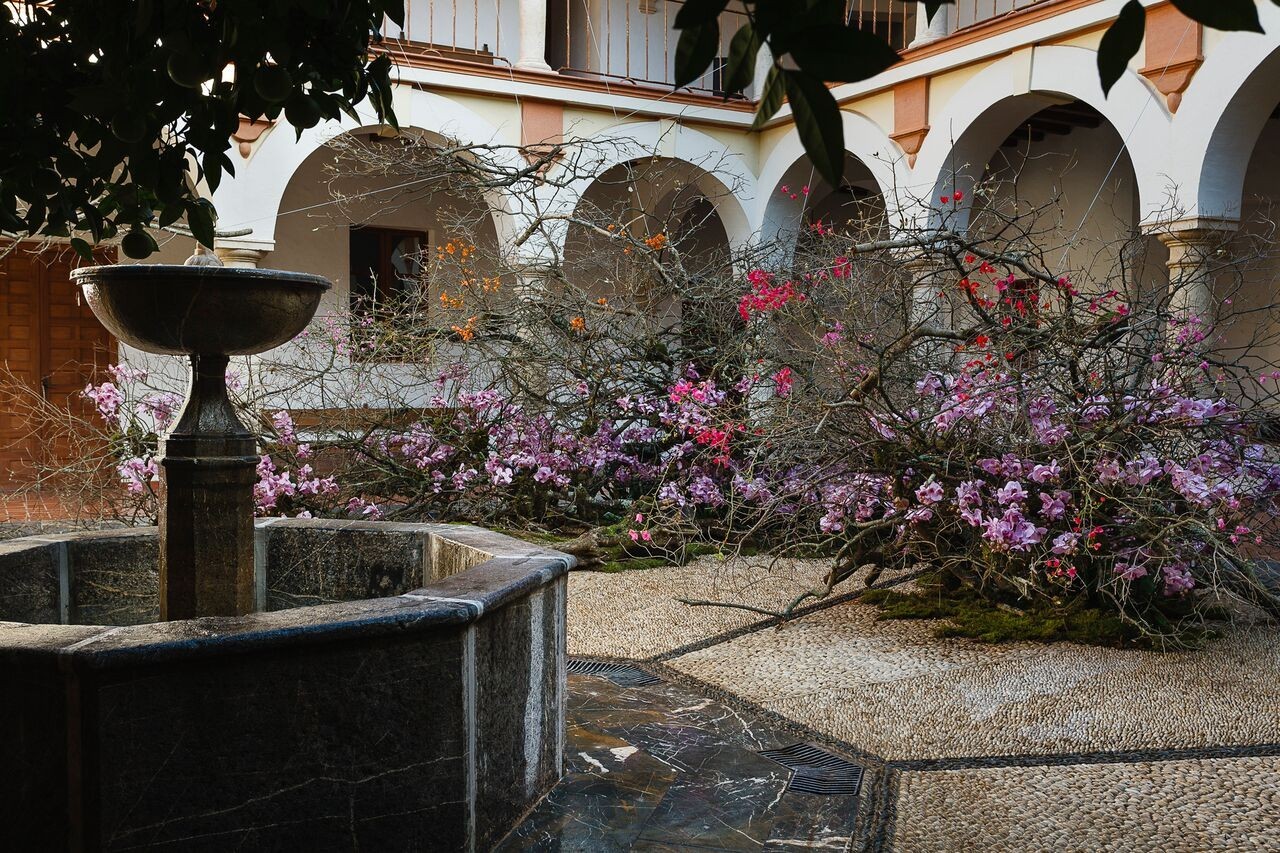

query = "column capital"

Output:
[[1146, 216, 1239, 245]]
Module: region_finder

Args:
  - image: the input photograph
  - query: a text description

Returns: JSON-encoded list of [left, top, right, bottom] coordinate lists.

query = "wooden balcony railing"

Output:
[[845, 0, 917, 53], [547, 0, 752, 97], [380, 0, 518, 66], [952, 0, 1048, 32], [379, 0, 1052, 97]]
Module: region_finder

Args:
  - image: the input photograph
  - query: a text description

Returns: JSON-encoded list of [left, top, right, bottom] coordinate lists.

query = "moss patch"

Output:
[[599, 556, 670, 573], [862, 585, 1147, 647]]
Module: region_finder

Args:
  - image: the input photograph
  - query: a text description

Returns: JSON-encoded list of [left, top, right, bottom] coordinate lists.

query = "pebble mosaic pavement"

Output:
[[551, 557, 1280, 851]]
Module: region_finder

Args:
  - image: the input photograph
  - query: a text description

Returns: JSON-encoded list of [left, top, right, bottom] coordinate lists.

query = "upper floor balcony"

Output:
[[376, 0, 1051, 102]]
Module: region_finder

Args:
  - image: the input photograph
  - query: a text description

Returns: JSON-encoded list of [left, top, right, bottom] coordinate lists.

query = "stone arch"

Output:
[[1175, 6, 1280, 221], [263, 127, 507, 321], [754, 110, 900, 243], [209, 87, 513, 246], [542, 120, 755, 256], [910, 45, 1172, 228]]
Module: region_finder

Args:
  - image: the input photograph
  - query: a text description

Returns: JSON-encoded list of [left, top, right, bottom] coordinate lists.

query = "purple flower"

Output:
[[982, 507, 1046, 552], [139, 393, 183, 431], [83, 381, 123, 420], [905, 507, 934, 524], [1038, 490, 1070, 521], [117, 456, 157, 494], [1113, 562, 1147, 581], [915, 373, 944, 397], [1029, 461, 1061, 483], [1161, 562, 1195, 595], [1051, 531, 1078, 554], [996, 480, 1027, 505], [955, 479, 984, 508], [978, 458, 1002, 475], [915, 479, 944, 504], [688, 476, 725, 506]]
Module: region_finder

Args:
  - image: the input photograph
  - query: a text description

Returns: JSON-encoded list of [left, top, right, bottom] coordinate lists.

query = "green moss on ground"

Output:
[[598, 557, 670, 573], [861, 585, 1148, 647]]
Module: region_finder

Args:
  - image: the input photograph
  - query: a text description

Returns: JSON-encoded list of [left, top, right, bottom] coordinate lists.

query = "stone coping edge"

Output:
[[0, 519, 573, 670]]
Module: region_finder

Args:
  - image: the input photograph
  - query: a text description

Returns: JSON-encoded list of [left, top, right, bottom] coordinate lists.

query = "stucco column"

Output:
[[904, 253, 953, 330], [910, 2, 951, 48], [514, 0, 552, 72], [1154, 220, 1236, 328]]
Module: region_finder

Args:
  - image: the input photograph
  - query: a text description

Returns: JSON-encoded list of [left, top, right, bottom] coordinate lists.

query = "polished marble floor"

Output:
[[498, 668, 864, 851]]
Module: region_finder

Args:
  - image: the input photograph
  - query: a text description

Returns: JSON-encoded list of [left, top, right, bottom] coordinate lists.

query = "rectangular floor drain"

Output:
[[759, 743, 864, 796], [565, 659, 661, 687]]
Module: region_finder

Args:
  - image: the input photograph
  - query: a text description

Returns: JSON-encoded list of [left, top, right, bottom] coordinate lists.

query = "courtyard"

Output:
[[6, 0, 1280, 850]]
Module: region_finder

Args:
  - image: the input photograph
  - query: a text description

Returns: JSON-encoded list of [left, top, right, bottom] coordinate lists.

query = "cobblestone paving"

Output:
[[567, 555, 837, 660], [567, 560, 1280, 851], [890, 758, 1280, 852], [666, 602, 1280, 759]]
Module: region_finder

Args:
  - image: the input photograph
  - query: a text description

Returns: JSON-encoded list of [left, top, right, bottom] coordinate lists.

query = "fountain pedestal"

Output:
[[158, 353, 259, 618]]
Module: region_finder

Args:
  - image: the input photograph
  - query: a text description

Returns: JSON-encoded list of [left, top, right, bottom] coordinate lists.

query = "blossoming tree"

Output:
[[14, 131, 1280, 644]]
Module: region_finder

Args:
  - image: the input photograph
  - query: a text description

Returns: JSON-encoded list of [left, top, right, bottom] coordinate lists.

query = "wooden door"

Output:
[[0, 242, 116, 486]]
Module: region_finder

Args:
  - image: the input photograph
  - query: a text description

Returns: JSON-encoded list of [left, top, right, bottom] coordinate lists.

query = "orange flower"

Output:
[[569, 316, 586, 332], [644, 232, 668, 251], [596, 297, 608, 305], [451, 316, 478, 341]]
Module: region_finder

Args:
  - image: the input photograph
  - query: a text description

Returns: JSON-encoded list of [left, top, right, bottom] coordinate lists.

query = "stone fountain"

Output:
[[74, 264, 328, 619], [0, 264, 571, 850]]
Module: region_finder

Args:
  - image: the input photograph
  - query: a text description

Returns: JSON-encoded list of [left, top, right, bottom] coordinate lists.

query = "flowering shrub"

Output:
[[31, 138, 1280, 644]]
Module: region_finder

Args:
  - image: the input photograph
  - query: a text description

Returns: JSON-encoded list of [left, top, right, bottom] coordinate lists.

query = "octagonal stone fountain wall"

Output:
[[0, 519, 571, 851]]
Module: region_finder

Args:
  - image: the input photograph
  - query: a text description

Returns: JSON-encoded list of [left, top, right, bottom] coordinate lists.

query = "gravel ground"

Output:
[[890, 758, 1280, 852], [665, 601, 1280, 759], [567, 554, 840, 659]]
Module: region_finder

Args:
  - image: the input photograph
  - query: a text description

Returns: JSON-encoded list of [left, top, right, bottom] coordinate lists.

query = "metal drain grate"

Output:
[[565, 659, 661, 687], [759, 743, 864, 795]]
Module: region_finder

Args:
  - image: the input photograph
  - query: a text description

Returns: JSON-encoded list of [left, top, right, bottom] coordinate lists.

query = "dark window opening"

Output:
[[349, 226, 427, 316]]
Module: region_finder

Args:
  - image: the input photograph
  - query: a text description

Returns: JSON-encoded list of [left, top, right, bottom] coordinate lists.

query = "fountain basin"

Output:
[[0, 520, 570, 851], [72, 265, 330, 356]]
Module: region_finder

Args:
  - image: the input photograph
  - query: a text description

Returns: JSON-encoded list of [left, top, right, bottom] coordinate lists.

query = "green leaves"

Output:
[[1169, 0, 1263, 32], [783, 71, 845, 187], [3, 1, 400, 253], [923, 0, 955, 25], [674, 20, 722, 90], [673, 0, 730, 29], [721, 23, 762, 96], [185, 199, 217, 250], [1097, 0, 1145, 96], [751, 66, 785, 130], [787, 26, 901, 84], [70, 237, 94, 262]]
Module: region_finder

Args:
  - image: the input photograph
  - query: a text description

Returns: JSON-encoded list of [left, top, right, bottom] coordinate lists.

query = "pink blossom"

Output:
[[996, 480, 1027, 505], [773, 367, 794, 398], [915, 479, 944, 504]]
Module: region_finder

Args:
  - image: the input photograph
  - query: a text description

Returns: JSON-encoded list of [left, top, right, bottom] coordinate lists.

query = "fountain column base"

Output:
[[157, 354, 259, 620], [159, 455, 257, 619]]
